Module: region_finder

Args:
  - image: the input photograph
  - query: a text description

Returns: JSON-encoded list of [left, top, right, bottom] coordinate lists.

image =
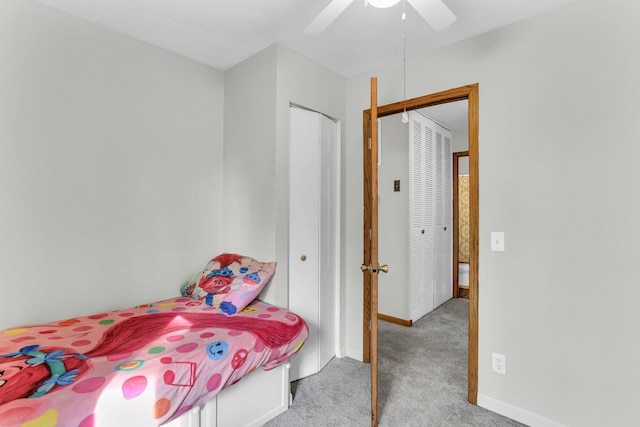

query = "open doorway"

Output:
[[377, 101, 468, 322], [453, 150, 470, 299], [363, 84, 479, 408]]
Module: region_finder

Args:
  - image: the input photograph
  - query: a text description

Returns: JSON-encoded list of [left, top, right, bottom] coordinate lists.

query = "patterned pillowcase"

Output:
[[180, 253, 276, 315]]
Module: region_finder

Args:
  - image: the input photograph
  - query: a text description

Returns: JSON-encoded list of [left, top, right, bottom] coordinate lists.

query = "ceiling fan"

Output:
[[304, 0, 457, 36]]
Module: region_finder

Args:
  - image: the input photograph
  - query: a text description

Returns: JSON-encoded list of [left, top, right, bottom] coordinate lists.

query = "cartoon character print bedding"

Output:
[[180, 253, 278, 316], [0, 297, 308, 426]]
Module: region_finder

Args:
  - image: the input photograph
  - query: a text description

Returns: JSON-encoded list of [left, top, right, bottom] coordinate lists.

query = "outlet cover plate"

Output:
[[492, 352, 506, 375], [491, 232, 505, 251]]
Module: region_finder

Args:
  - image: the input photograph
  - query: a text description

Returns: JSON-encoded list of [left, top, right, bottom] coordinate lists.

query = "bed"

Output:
[[0, 254, 308, 427]]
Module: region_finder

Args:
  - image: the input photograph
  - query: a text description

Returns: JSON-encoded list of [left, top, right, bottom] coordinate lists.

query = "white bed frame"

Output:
[[164, 362, 291, 427]]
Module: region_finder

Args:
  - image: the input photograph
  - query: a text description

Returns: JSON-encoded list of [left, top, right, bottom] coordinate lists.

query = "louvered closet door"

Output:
[[410, 112, 452, 321], [433, 122, 453, 308], [410, 113, 434, 321]]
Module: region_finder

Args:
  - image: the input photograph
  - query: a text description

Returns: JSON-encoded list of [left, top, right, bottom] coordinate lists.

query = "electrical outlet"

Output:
[[492, 352, 506, 375]]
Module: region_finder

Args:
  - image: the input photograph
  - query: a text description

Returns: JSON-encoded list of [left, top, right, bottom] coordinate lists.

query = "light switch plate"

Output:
[[491, 232, 505, 251]]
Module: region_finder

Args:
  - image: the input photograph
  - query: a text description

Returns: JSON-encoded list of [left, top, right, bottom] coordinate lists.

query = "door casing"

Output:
[[453, 150, 470, 298], [363, 83, 479, 404]]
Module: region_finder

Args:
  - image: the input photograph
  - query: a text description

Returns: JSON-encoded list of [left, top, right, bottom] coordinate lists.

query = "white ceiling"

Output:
[[420, 101, 468, 133], [36, 0, 576, 78]]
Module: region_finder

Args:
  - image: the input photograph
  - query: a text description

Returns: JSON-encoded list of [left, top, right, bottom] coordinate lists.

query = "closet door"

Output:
[[409, 113, 434, 321], [288, 107, 338, 381], [318, 113, 338, 370], [289, 107, 320, 381], [410, 112, 452, 321], [433, 123, 453, 308]]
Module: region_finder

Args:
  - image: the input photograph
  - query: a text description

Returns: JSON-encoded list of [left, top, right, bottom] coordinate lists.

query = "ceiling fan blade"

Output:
[[303, 0, 355, 36], [407, 0, 457, 31]]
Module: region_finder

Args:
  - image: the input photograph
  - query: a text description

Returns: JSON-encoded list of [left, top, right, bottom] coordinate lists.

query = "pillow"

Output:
[[180, 253, 276, 315]]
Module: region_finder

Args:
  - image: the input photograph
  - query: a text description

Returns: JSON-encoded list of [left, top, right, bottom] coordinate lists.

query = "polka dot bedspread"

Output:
[[0, 297, 308, 426]]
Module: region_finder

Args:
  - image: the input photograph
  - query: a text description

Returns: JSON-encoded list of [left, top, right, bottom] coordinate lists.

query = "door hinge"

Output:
[[368, 229, 372, 240], [368, 319, 372, 331], [368, 138, 372, 150]]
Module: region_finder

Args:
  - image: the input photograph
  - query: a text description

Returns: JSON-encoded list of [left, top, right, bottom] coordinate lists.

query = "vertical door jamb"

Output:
[[452, 150, 469, 299]]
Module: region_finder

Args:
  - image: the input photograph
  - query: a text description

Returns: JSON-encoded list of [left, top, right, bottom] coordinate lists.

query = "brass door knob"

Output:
[[361, 264, 371, 272], [378, 264, 389, 273], [300, 255, 307, 261]]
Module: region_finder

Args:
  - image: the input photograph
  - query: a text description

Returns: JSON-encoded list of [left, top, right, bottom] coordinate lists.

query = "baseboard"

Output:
[[378, 313, 413, 327], [477, 393, 568, 427], [344, 347, 363, 362]]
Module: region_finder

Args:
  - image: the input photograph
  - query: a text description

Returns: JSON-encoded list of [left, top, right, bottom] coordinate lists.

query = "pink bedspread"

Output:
[[0, 297, 308, 426]]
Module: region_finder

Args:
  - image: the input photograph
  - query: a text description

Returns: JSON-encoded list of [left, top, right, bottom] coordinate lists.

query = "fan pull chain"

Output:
[[401, 0, 409, 123]]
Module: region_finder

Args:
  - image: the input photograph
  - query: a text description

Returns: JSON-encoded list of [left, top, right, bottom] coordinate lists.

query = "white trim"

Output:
[[289, 102, 338, 122], [477, 393, 568, 427], [334, 119, 343, 361], [344, 348, 363, 362]]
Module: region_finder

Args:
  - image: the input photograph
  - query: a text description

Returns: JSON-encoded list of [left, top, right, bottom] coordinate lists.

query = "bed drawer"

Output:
[[164, 362, 291, 427], [203, 362, 291, 427]]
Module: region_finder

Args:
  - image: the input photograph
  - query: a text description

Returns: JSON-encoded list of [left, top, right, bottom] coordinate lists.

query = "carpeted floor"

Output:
[[265, 298, 525, 427]]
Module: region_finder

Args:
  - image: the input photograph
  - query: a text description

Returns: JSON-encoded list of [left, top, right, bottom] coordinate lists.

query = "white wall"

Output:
[[378, 115, 410, 320], [223, 45, 345, 319], [222, 45, 279, 277], [274, 46, 346, 351], [452, 128, 469, 154], [344, 0, 640, 425], [457, 156, 469, 176], [0, 0, 225, 328]]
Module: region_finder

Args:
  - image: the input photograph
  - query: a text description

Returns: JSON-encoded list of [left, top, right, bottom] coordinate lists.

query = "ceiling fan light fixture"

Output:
[[306, 0, 455, 36], [367, 0, 401, 9]]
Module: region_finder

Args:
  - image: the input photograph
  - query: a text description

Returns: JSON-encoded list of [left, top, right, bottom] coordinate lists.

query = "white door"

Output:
[[288, 106, 338, 381], [410, 112, 452, 321], [434, 122, 453, 308], [409, 116, 434, 320], [317, 111, 338, 369]]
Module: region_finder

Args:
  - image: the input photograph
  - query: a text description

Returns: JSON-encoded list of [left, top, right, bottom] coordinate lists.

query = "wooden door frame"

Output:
[[453, 150, 469, 299], [363, 83, 479, 404]]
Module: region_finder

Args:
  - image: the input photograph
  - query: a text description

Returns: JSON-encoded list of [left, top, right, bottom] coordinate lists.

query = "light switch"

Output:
[[394, 180, 401, 192], [491, 232, 505, 251]]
